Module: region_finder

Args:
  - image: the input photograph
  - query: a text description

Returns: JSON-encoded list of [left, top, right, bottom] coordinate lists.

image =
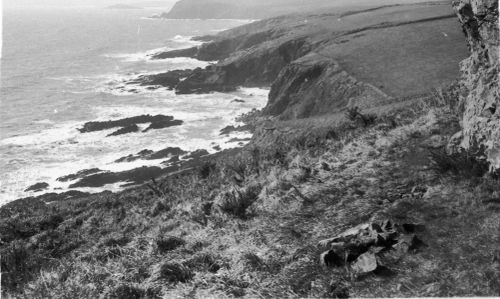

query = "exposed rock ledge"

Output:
[[452, 0, 499, 172]]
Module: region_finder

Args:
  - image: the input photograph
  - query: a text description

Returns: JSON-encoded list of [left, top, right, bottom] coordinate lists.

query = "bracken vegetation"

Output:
[[1, 86, 500, 298]]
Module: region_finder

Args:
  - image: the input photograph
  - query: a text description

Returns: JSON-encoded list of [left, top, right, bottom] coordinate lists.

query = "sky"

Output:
[[2, 0, 179, 9]]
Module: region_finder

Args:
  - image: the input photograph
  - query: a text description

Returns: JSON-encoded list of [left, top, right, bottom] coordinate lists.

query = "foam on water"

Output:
[[1, 13, 267, 206]]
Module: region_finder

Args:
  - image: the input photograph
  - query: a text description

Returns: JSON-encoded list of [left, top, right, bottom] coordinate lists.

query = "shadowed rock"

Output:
[[25, 182, 49, 192], [78, 115, 183, 134], [107, 124, 139, 137]]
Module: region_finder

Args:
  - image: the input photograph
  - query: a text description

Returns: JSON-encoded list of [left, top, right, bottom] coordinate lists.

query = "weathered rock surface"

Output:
[[319, 220, 425, 274], [115, 147, 187, 163], [78, 115, 183, 134], [107, 124, 139, 137], [57, 168, 103, 182], [24, 182, 49, 192], [452, 0, 499, 172]]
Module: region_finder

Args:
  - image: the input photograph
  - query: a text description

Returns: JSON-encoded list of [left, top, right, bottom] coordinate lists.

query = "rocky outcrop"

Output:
[[149, 36, 312, 94], [452, 0, 499, 172], [24, 182, 49, 193], [264, 54, 391, 119], [78, 115, 183, 135]]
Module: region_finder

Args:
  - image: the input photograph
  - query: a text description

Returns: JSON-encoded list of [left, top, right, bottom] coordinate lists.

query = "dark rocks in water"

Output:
[[183, 149, 209, 160], [69, 166, 165, 188], [213, 145, 222, 151], [129, 70, 193, 90], [143, 119, 184, 132], [219, 124, 253, 135], [24, 182, 49, 192], [57, 168, 103, 182], [174, 67, 238, 95], [115, 147, 186, 163], [232, 98, 245, 103], [151, 47, 198, 60], [107, 124, 139, 137], [148, 147, 186, 160], [78, 114, 182, 134]]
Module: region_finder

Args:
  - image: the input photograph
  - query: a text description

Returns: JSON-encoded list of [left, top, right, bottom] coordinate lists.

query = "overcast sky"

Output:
[[3, 0, 178, 9]]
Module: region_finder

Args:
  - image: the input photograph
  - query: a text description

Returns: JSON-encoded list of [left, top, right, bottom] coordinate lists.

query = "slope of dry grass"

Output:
[[2, 88, 499, 298]]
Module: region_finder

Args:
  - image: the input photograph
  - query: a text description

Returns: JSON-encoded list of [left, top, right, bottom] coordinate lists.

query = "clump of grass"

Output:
[[185, 252, 222, 273], [429, 148, 490, 178], [158, 262, 193, 283], [156, 236, 185, 253], [345, 106, 377, 127], [218, 184, 261, 219], [199, 161, 218, 179], [103, 284, 145, 299], [146, 178, 171, 197]]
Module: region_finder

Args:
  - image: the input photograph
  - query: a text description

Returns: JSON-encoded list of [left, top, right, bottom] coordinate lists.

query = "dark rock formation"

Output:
[[69, 167, 165, 188], [183, 149, 210, 160], [107, 124, 139, 137], [220, 124, 253, 135], [57, 168, 103, 182], [115, 147, 187, 163], [319, 220, 426, 274], [128, 70, 193, 90], [452, 0, 499, 171], [78, 115, 183, 134], [264, 54, 390, 118], [24, 182, 49, 192]]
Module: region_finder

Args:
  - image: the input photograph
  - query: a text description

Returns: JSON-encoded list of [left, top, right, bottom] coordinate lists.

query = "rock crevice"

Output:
[[452, 0, 499, 171]]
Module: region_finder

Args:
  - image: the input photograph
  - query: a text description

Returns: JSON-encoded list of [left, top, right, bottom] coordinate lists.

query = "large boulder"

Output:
[[452, 0, 499, 172]]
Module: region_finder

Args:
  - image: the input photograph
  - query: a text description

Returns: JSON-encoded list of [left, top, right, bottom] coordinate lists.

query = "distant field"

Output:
[[322, 17, 468, 97]]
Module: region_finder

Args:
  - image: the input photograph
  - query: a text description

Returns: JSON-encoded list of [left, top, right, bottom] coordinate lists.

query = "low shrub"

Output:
[[429, 148, 490, 178], [218, 184, 261, 219], [158, 262, 193, 283], [156, 236, 185, 253], [345, 106, 377, 127]]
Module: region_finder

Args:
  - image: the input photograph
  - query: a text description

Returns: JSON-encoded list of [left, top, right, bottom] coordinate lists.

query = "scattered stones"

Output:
[[319, 220, 426, 275], [24, 182, 49, 192]]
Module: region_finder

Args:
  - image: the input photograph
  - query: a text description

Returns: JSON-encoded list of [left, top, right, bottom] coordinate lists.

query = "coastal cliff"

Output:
[[452, 0, 499, 172], [144, 3, 467, 119], [2, 2, 500, 298]]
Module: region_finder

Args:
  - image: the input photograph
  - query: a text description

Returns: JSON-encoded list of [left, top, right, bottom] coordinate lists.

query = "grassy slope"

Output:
[[2, 91, 499, 298]]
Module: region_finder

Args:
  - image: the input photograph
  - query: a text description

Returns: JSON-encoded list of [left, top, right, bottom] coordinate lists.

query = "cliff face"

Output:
[[452, 0, 499, 171], [146, 3, 467, 119]]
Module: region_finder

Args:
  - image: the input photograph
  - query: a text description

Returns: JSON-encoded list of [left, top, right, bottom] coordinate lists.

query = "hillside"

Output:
[[1, 0, 499, 298]]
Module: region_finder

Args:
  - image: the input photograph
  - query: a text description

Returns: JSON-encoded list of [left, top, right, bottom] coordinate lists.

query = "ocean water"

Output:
[[0, 7, 267, 205]]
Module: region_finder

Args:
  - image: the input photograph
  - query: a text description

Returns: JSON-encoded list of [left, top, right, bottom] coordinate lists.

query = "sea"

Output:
[[0, 6, 267, 206]]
